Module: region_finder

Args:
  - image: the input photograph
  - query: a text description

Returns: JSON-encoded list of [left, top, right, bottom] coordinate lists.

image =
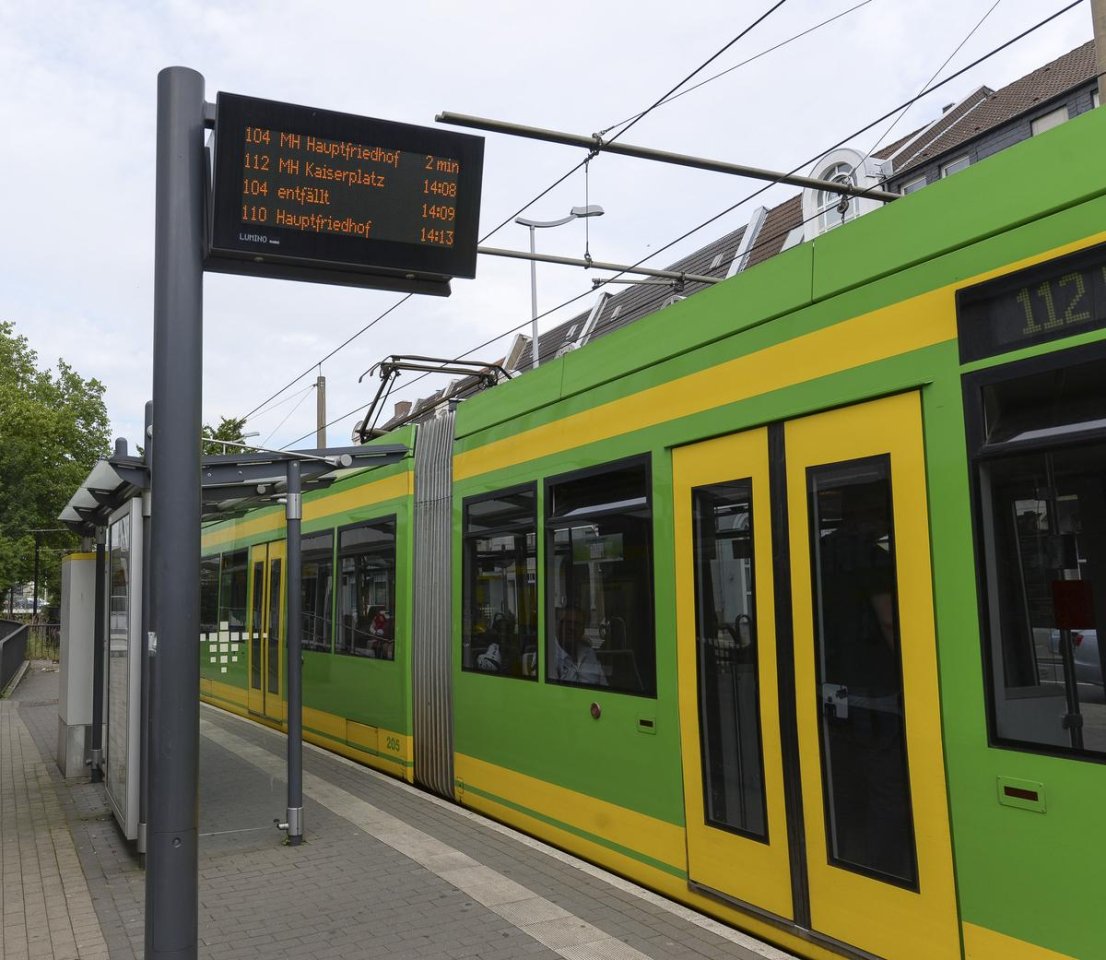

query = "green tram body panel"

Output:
[[200, 112, 1106, 959]]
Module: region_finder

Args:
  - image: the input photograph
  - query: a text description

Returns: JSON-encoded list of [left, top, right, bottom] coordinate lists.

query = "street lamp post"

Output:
[[25, 527, 65, 618], [515, 205, 603, 369]]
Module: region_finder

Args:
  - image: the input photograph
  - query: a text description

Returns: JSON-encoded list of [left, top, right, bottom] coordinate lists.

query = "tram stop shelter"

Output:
[[54, 431, 406, 850]]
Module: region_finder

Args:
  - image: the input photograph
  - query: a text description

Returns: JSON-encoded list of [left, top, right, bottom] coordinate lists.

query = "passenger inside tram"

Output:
[[550, 606, 607, 686], [811, 464, 916, 885]]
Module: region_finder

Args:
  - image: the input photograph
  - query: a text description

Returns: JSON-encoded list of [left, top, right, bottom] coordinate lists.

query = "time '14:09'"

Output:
[[422, 203, 455, 221]]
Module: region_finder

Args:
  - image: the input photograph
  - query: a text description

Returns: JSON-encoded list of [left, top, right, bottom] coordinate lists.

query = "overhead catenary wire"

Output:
[[261, 381, 317, 447], [858, 0, 1005, 168], [305, 0, 1088, 430], [241, 295, 413, 423], [247, 379, 318, 423], [252, 4, 799, 430], [597, 0, 873, 136], [283, 1, 1085, 448], [604, 0, 792, 143]]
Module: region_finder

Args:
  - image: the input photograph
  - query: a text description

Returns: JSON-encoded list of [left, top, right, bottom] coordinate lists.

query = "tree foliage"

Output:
[[202, 415, 248, 456], [0, 321, 111, 607]]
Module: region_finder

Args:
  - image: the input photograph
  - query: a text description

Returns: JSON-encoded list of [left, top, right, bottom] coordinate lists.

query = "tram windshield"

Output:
[[975, 358, 1106, 757]]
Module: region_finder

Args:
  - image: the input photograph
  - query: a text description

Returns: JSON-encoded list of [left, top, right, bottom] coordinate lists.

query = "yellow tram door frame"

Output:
[[262, 539, 287, 724], [247, 540, 287, 723], [784, 392, 958, 960], [674, 427, 794, 920], [246, 543, 268, 717], [675, 392, 959, 960]]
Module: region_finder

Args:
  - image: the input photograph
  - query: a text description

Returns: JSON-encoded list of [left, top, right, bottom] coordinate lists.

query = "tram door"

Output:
[[675, 393, 959, 960], [246, 540, 286, 723]]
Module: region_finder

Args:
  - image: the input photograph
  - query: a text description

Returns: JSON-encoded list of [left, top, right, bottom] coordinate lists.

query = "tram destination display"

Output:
[[957, 241, 1106, 363], [206, 93, 484, 294]]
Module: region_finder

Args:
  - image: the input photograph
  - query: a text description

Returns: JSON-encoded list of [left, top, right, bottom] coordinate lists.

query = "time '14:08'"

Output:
[[423, 179, 457, 198]]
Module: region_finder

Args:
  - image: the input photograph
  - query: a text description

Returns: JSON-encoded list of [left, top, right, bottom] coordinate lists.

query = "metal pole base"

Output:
[[89, 748, 103, 783], [283, 807, 303, 845]]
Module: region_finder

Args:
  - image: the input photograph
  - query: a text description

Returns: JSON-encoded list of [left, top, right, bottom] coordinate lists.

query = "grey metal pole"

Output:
[[146, 65, 205, 960], [436, 111, 901, 202], [478, 245, 722, 286], [138, 400, 153, 860], [90, 528, 106, 783], [285, 460, 304, 845], [32, 534, 40, 618], [528, 226, 539, 369], [1094, 0, 1106, 103], [316, 375, 327, 448]]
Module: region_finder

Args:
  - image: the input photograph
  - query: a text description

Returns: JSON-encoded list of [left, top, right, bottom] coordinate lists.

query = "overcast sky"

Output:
[[0, 1, 1092, 453]]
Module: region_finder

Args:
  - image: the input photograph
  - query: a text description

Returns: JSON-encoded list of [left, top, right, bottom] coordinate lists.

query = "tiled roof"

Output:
[[508, 223, 748, 371], [382, 40, 1097, 432], [887, 40, 1095, 176], [745, 195, 803, 269]]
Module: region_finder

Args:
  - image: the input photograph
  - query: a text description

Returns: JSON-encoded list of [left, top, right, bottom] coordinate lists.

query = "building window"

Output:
[[941, 155, 970, 178], [968, 351, 1106, 758], [815, 161, 857, 233], [301, 532, 334, 652], [546, 459, 656, 695], [462, 486, 538, 679], [1094, 90, 1100, 109], [337, 519, 396, 659], [901, 176, 926, 195], [1031, 106, 1069, 136]]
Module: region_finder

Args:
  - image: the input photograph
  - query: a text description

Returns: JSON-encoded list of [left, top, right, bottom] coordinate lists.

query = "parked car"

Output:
[[1046, 628, 1104, 703]]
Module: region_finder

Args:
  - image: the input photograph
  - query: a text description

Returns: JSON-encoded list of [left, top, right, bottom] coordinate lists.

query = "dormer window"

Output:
[[815, 162, 857, 233], [801, 148, 883, 241]]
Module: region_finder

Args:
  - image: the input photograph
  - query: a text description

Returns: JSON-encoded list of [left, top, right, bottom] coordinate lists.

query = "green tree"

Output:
[[0, 321, 111, 610], [201, 415, 248, 456]]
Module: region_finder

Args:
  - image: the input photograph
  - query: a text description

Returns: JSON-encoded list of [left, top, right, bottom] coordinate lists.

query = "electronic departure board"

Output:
[[957, 242, 1106, 363], [206, 93, 484, 295]]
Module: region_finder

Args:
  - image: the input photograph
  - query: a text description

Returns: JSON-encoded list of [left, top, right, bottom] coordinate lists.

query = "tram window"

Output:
[[462, 486, 537, 680], [692, 479, 768, 841], [250, 560, 263, 690], [301, 532, 334, 653], [200, 557, 220, 636], [969, 353, 1106, 758], [219, 549, 248, 642], [337, 518, 397, 660], [546, 460, 656, 696], [808, 457, 918, 887], [976, 445, 1106, 757], [267, 560, 281, 695]]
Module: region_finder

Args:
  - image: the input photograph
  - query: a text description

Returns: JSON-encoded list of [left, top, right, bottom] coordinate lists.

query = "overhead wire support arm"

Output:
[[478, 245, 722, 286], [436, 112, 900, 203], [354, 355, 511, 443]]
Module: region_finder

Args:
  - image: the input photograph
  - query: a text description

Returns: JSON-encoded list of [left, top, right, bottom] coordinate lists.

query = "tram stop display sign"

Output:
[[206, 93, 484, 296]]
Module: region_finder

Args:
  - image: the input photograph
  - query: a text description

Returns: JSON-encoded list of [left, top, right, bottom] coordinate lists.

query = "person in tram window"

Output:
[[551, 606, 607, 686], [817, 478, 913, 882]]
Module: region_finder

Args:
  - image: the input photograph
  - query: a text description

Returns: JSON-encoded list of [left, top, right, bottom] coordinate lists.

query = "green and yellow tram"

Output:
[[200, 106, 1106, 960]]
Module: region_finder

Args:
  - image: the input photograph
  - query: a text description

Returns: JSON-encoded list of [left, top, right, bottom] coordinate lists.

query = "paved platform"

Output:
[[3, 662, 797, 960]]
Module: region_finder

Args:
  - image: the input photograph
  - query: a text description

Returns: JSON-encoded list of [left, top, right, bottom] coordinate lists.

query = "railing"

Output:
[[0, 620, 28, 692], [26, 622, 61, 662]]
